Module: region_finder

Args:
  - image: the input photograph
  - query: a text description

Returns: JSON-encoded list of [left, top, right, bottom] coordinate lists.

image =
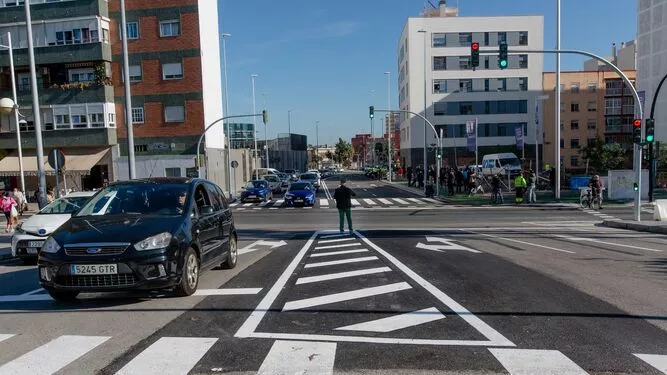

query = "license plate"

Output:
[[28, 241, 44, 248], [247, 195, 256, 198], [27, 248, 39, 255], [295, 198, 303, 202], [70, 264, 117, 275]]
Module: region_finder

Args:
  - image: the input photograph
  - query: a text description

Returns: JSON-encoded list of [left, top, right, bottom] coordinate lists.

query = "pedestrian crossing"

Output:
[[580, 207, 619, 221], [229, 196, 447, 210], [0, 332, 664, 374]]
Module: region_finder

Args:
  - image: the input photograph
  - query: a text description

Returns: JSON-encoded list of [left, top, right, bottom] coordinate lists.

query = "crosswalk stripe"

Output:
[[634, 353, 667, 373], [351, 199, 361, 206], [314, 242, 362, 250], [391, 198, 409, 205], [489, 348, 588, 375], [363, 199, 377, 205], [0, 335, 110, 375], [0, 334, 14, 343], [406, 198, 425, 204], [335, 307, 445, 333], [320, 198, 329, 207], [310, 249, 369, 258], [378, 198, 392, 205], [319, 233, 352, 239], [317, 237, 357, 244], [275, 199, 284, 206], [116, 337, 218, 375], [282, 282, 411, 311], [243, 203, 253, 207], [296, 266, 392, 285], [229, 202, 239, 207], [304, 256, 378, 269], [422, 197, 440, 204], [257, 340, 336, 375]]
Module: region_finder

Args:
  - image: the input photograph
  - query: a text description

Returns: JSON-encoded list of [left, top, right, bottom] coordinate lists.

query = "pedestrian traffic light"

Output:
[[498, 42, 508, 69], [369, 106, 374, 119], [471, 42, 480, 68], [633, 182, 639, 192], [646, 118, 655, 143], [437, 153, 442, 159], [643, 144, 650, 161], [633, 119, 642, 144], [262, 110, 269, 125]]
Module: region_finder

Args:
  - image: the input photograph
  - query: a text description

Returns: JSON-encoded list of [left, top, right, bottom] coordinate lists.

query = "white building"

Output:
[[397, 1, 544, 168], [637, 0, 667, 141], [583, 41, 636, 71]]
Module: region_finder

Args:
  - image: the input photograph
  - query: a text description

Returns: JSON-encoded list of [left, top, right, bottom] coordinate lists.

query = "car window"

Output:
[[214, 185, 229, 209], [246, 181, 267, 189], [194, 185, 211, 213], [76, 183, 190, 216], [290, 183, 311, 191], [39, 196, 90, 214], [204, 182, 223, 212]]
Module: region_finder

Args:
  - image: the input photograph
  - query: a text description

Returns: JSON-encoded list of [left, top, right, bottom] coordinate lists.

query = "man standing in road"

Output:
[[333, 178, 356, 233], [527, 169, 537, 203]]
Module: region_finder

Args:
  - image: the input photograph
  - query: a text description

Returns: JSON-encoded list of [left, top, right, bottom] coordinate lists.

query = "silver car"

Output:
[[263, 174, 283, 193]]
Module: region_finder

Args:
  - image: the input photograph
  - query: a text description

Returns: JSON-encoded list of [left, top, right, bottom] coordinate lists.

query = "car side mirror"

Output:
[[200, 205, 214, 215]]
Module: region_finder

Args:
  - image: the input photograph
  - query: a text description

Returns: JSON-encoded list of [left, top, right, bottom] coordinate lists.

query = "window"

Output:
[[72, 114, 87, 128], [55, 114, 70, 129], [560, 102, 565, 112], [165, 168, 181, 177], [570, 120, 579, 130], [433, 57, 447, 71], [102, 28, 109, 43], [518, 31, 528, 45], [433, 80, 446, 93], [622, 96, 635, 114], [162, 63, 183, 80], [587, 138, 596, 146], [570, 139, 580, 149], [498, 78, 507, 91], [129, 65, 142, 82], [560, 139, 564, 148], [606, 80, 623, 96], [484, 32, 489, 46], [587, 120, 596, 130], [108, 113, 115, 127], [160, 19, 180, 37], [497, 32, 507, 44], [134, 144, 148, 152], [69, 68, 95, 83], [458, 32, 471, 46], [570, 156, 579, 167], [164, 105, 185, 122], [484, 56, 489, 69], [89, 113, 104, 127], [484, 79, 490, 92], [460, 102, 473, 115], [17, 74, 30, 91], [519, 77, 528, 91], [205, 182, 224, 211], [121, 21, 139, 40], [570, 102, 580, 112], [459, 79, 472, 92], [587, 101, 596, 112], [560, 122, 564, 131], [605, 98, 622, 115], [587, 82, 597, 92], [571, 83, 580, 93], [518, 55, 528, 69], [132, 107, 144, 123], [433, 102, 447, 116], [432, 33, 446, 47], [459, 56, 471, 70]]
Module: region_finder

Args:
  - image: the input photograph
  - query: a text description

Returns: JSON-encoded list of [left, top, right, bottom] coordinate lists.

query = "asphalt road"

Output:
[[0, 172, 665, 374]]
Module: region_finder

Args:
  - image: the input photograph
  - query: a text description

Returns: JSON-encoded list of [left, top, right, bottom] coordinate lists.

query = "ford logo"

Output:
[[86, 248, 102, 254], [38, 229, 47, 235]]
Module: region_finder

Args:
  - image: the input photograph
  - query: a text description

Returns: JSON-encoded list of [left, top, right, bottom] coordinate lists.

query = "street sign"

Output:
[[231, 160, 239, 168], [48, 149, 65, 171]]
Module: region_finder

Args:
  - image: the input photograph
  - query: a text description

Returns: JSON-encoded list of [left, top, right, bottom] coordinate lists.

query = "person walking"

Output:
[[2, 192, 18, 233], [12, 188, 26, 216], [333, 178, 356, 233], [514, 171, 527, 204], [447, 168, 455, 196], [527, 169, 537, 203], [406, 167, 413, 187]]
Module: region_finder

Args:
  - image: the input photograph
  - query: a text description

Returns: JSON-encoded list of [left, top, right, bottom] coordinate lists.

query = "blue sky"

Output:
[[218, 0, 636, 145]]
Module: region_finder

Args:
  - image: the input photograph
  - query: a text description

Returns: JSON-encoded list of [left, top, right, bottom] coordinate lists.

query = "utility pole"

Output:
[[418, 29, 428, 191], [385, 71, 392, 182], [251, 74, 258, 178], [316, 121, 320, 169], [120, 0, 136, 179], [555, 0, 561, 200]]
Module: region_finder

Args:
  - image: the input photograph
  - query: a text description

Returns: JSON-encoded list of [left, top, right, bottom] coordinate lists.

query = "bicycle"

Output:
[[579, 188, 602, 210]]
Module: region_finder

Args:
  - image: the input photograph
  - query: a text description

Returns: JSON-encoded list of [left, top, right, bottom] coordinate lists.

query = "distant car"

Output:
[[263, 174, 283, 193], [300, 173, 320, 191], [277, 173, 290, 190], [284, 182, 316, 206], [283, 169, 299, 181], [308, 169, 322, 180], [11, 192, 95, 264], [37, 178, 238, 302], [241, 180, 273, 202]]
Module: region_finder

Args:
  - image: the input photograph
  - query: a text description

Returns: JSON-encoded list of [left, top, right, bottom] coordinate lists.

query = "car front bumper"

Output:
[[11, 233, 47, 258]]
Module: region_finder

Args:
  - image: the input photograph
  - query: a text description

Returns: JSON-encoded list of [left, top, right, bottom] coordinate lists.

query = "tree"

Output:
[[580, 138, 627, 173], [324, 150, 334, 161], [334, 138, 354, 168]]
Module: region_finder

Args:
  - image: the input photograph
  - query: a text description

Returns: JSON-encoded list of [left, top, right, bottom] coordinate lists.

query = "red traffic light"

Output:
[[633, 119, 642, 128], [471, 42, 479, 51]]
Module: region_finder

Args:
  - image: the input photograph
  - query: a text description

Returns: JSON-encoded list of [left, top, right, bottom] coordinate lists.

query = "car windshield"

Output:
[[301, 174, 317, 180], [75, 183, 190, 216], [246, 181, 267, 189], [39, 196, 91, 215], [289, 183, 311, 191], [499, 158, 521, 167], [263, 175, 278, 182]]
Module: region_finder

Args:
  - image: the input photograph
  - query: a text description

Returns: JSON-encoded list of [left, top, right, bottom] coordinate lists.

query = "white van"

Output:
[[251, 168, 280, 179], [481, 153, 522, 177]]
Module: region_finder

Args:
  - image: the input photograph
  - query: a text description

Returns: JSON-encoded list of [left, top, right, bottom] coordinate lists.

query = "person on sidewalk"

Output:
[[406, 167, 413, 187], [12, 188, 26, 216], [333, 178, 356, 233], [492, 174, 504, 204], [527, 169, 537, 203], [2, 192, 18, 233], [447, 168, 455, 196], [514, 172, 527, 204]]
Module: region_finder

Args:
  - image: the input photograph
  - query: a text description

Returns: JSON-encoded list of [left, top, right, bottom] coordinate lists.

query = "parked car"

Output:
[[263, 174, 283, 193], [240, 180, 273, 202], [37, 178, 238, 301], [300, 172, 320, 191], [12, 192, 95, 264], [284, 182, 316, 206], [282, 169, 299, 181], [277, 173, 291, 190]]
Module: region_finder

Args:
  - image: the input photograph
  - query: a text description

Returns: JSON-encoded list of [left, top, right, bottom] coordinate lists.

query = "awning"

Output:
[[0, 148, 110, 177]]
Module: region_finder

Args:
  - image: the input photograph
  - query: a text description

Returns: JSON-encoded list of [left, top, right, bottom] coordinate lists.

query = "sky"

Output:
[[218, 0, 637, 146]]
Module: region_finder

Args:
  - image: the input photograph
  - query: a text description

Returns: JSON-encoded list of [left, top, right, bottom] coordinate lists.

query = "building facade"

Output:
[[637, 0, 667, 142], [398, 1, 544, 169], [224, 122, 254, 149]]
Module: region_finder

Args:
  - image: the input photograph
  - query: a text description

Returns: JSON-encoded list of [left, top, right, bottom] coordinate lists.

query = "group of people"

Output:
[[406, 165, 480, 197], [512, 169, 538, 204], [2, 188, 27, 233]]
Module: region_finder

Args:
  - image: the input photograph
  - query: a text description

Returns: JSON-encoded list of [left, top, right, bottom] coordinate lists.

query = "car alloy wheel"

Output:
[[186, 252, 199, 289], [223, 234, 237, 269]]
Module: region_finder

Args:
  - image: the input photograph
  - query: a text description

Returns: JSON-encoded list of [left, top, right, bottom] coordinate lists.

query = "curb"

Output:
[[602, 220, 667, 234]]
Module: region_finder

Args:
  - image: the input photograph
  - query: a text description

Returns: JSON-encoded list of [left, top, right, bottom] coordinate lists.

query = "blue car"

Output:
[[241, 180, 274, 203], [284, 182, 316, 206]]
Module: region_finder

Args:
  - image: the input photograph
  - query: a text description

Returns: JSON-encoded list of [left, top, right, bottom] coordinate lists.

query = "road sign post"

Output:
[[48, 149, 65, 198]]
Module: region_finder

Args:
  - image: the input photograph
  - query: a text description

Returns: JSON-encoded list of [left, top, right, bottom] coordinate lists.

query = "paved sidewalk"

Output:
[[602, 219, 667, 234]]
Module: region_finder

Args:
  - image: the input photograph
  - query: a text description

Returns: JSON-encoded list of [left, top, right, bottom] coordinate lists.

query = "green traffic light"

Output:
[[647, 134, 655, 143], [499, 60, 507, 68]]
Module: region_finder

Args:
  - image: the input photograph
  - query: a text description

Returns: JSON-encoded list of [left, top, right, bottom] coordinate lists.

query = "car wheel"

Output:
[[223, 234, 238, 269], [174, 248, 199, 297], [46, 289, 79, 302]]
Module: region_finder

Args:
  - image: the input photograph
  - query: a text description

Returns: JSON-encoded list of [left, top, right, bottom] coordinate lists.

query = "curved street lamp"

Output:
[[0, 97, 26, 193]]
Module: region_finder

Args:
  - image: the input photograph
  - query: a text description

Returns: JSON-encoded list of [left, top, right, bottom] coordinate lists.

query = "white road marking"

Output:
[[0, 334, 14, 343], [243, 203, 253, 207], [237, 208, 246, 211], [282, 282, 411, 311], [275, 199, 284, 205], [304, 256, 379, 269], [194, 288, 262, 296], [116, 337, 218, 375], [20, 288, 44, 296], [249, 331, 514, 346], [257, 340, 336, 375], [351, 199, 361, 206], [372, 194, 378, 197], [363, 199, 377, 205], [378, 198, 393, 205], [0, 335, 110, 375], [489, 348, 588, 375], [319, 233, 352, 239], [314, 242, 362, 250], [253, 208, 261, 210], [310, 249, 369, 258], [466, 230, 576, 254], [406, 198, 425, 204], [259, 200, 271, 207], [317, 237, 357, 244], [0, 294, 53, 302], [269, 208, 278, 210], [229, 202, 239, 207], [391, 198, 409, 205], [421, 197, 440, 204], [295, 267, 392, 285], [335, 307, 445, 333], [320, 198, 329, 207], [565, 237, 663, 252], [634, 353, 667, 374]]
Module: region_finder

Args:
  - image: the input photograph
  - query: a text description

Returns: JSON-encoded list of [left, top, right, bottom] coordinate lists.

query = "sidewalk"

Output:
[[602, 219, 667, 234]]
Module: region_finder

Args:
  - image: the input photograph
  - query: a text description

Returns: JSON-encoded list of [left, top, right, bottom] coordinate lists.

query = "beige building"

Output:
[[542, 70, 636, 174]]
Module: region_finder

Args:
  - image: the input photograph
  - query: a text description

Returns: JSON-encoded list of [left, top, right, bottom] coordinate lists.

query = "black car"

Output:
[[38, 178, 238, 302]]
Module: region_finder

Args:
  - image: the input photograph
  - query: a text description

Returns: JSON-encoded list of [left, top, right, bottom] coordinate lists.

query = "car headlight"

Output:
[[134, 232, 172, 251], [41, 237, 61, 254]]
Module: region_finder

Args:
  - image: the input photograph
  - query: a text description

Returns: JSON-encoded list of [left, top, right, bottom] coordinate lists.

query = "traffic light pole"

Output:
[[648, 73, 667, 202]]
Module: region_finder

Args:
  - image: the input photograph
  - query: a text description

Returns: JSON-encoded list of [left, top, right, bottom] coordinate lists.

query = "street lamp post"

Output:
[[262, 92, 269, 169], [287, 109, 294, 170], [418, 29, 428, 191], [316, 121, 320, 169], [535, 95, 550, 185], [0, 32, 25, 193], [555, 0, 561, 199], [385, 71, 392, 182], [221, 32, 232, 195], [120, 0, 136, 179], [251, 74, 258, 178], [369, 89, 375, 167]]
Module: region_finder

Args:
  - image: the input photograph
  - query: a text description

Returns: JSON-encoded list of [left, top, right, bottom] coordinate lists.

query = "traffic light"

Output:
[[471, 42, 480, 68], [633, 182, 639, 192], [633, 119, 642, 144], [643, 144, 650, 161], [437, 153, 442, 159], [369, 106, 374, 119], [262, 110, 269, 125], [646, 118, 655, 143], [498, 42, 508, 69]]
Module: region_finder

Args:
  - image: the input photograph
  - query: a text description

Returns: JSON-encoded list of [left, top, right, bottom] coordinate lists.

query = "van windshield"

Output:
[[499, 158, 521, 167]]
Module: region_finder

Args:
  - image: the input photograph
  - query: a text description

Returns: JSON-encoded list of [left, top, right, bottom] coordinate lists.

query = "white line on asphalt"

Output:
[[319, 233, 352, 239], [0, 294, 53, 302], [557, 236, 663, 252], [235, 231, 319, 338], [275, 199, 284, 205], [363, 189, 368, 191], [20, 288, 44, 296], [282, 282, 411, 311], [253, 208, 261, 210], [248, 331, 506, 346], [320, 198, 329, 207], [259, 200, 271, 207], [422, 197, 440, 204], [194, 288, 263, 296], [314, 242, 362, 250], [391, 198, 409, 205], [372, 193, 378, 197], [489, 348, 588, 375], [634, 353, 667, 374], [317, 237, 357, 244], [295, 267, 392, 285], [304, 256, 378, 269], [269, 208, 278, 210], [0, 334, 14, 343], [0, 335, 110, 375], [356, 231, 515, 346], [351, 199, 361, 206], [243, 203, 253, 207], [378, 198, 392, 205], [116, 337, 218, 375], [406, 198, 425, 204], [237, 208, 246, 211], [335, 307, 445, 333], [257, 340, 336, 375], [229, 203, 239, 207], [464, 230, 576, 254], [363, 199, 377, 205], [310, 249, 369, 258]]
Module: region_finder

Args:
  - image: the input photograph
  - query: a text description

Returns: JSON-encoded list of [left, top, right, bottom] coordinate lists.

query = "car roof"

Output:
[[110, 177, 197, 186], [63, 191, 96, 198]]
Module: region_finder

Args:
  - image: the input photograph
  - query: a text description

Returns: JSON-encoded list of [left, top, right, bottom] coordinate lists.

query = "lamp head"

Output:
[[0, 97, 16, 114]]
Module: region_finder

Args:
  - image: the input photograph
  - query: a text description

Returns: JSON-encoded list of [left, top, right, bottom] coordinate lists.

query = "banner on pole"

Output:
[[515, 127, 524, 150], [466, 120, 476, 152]]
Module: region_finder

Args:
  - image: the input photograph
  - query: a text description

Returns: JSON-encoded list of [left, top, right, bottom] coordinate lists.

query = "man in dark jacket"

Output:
[[333, 178, 356, 232]]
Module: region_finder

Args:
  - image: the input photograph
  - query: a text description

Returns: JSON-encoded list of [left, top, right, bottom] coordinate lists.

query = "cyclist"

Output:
[[588, 174, 603, 209]]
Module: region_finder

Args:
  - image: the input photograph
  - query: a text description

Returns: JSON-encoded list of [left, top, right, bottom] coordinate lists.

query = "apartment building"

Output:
[[397, 0, 543, 169]]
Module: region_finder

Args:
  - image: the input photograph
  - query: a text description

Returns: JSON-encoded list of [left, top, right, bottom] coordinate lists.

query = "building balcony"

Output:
[[0, 42, 111, 67], [0, 84, 113, 106], [0, 127, 117, 150], [0, 0, 108, 24], [605, 125, 632, 134]]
